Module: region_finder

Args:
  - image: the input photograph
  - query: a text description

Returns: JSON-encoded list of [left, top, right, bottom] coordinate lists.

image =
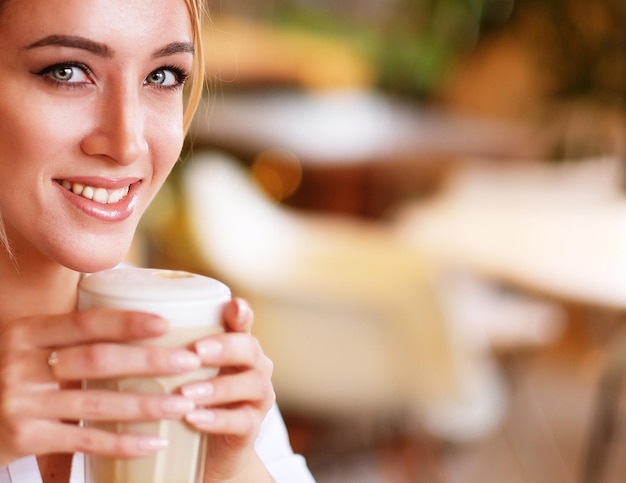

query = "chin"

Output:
[[79, 258, 127, 274], [52, 239, 133, 274], [60, 253, 126, 274]]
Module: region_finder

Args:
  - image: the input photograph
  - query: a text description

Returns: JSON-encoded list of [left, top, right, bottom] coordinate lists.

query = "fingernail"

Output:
[[161, 396, 195, 417], [181, 382, 214, 400], [170, 350, 201, 371], [195, 340, 222, 360], [142, 314, 169, 334], [186, 409, 216, 426], [137, 436, 168, 453], [235, 298, 251, 326]]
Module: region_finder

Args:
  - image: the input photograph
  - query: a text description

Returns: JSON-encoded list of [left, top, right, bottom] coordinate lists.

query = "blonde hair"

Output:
[[0, 220, 13, 264], [0, 0, 207, 258], [182, 0, 207, 133]]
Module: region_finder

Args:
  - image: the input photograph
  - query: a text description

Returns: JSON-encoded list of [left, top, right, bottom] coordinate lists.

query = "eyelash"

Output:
[[149, 64, 190, 91], [35, 61, 93, 89], [35, 62, 190, 91]]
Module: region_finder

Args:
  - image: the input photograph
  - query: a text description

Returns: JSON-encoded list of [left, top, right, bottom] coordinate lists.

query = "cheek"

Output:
[[0, 100, 77, 191], [2, 97, 86, 160], [147, 108, 186, 180]]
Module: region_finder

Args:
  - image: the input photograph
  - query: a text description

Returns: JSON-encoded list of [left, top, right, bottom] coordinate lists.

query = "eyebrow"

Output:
[[25, 35, 194, 59], [25, 35, 113, 57], [152, 41, 195, 58]]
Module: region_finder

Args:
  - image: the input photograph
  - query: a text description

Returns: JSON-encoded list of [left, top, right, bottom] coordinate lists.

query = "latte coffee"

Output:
[[78, 268, 231, 483]]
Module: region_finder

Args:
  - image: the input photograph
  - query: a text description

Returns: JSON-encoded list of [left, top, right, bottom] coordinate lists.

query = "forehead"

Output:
[[0, 0, 192, 48]]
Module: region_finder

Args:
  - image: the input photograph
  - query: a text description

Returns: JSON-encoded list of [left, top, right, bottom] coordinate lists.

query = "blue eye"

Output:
[[145, 66, 188, 89], [38, 62, 91, 85]]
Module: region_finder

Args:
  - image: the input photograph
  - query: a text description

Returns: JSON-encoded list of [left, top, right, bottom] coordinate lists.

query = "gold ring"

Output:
[[47, 351, 59, 368]]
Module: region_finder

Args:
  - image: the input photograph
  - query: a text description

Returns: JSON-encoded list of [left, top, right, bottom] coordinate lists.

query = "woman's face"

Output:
[[0, 0, 194, 272]]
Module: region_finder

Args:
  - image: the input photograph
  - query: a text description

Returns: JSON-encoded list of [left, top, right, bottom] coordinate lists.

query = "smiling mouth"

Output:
[[56, 179, 131, 204]]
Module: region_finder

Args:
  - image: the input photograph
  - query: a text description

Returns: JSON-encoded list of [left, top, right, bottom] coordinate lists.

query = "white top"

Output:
[[0, 404, 316, 483]]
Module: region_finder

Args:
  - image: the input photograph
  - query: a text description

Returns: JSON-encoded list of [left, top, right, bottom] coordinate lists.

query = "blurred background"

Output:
[[134, 0, 625, 481]]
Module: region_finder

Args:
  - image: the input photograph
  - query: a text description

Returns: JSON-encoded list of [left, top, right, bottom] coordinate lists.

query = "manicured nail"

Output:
[[235, 298, 252, 327], [137, 436, 168, 454], [170, 350, 201, 371], [161, 396, 195, 417], [142, 314, 169, 334], [186, 409, 216, 427], [195, 340, 222, 360], [182, 382, 214, 400]]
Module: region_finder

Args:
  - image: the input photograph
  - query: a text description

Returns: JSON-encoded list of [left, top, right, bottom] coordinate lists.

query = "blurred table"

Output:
[[189, 89, 545, 218], [396, 197, 626, 310], [395, 193, 626, 483]]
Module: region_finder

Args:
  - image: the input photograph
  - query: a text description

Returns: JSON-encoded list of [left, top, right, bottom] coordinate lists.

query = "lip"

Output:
[[55, 177, 142, 223]]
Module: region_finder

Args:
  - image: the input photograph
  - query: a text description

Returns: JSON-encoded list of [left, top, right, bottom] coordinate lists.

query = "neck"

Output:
[[0, 248, 81, 324]]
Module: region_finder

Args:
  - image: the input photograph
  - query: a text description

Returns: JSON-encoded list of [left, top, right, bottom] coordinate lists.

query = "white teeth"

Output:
[[82, 186, 94, 200], [72, 183, 84, 195], [108, 187, 126, 203], [59, 180, 131, 204], [92, 188, 109, 203]]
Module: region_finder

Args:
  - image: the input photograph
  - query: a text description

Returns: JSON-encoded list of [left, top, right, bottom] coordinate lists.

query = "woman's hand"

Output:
[[0, 308, 200, 466], [182, 298, 276, 482], [0, 298, 276, 481]]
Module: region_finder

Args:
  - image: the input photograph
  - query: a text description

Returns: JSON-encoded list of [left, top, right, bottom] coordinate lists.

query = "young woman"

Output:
[[0, 0, 314, 481]]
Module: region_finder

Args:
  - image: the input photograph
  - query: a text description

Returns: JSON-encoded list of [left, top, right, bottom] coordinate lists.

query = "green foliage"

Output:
[[267, 0, 502, 99]]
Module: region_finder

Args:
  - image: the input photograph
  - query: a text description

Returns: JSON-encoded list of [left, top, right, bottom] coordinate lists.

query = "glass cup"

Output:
[[78, 267, 231, 483]]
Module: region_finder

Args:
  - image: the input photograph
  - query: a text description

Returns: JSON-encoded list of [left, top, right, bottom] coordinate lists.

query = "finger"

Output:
[[0, 348, 60, 386], [5, 308, 169, 350], [185, 406, 261, 437], [181, 370, 275, 409], [17, 419, 168, 458], [20, 390, 195, 421], [222, 298, 253, 333], [47, 344, 201, 380], [194, 333, 265, 369]]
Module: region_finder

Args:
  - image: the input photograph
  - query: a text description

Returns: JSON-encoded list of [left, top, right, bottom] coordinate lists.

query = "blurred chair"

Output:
[[161, 150, 511, 446]]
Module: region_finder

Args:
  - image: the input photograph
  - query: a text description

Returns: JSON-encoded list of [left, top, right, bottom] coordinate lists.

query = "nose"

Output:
[[80, 86, 149, 165]]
